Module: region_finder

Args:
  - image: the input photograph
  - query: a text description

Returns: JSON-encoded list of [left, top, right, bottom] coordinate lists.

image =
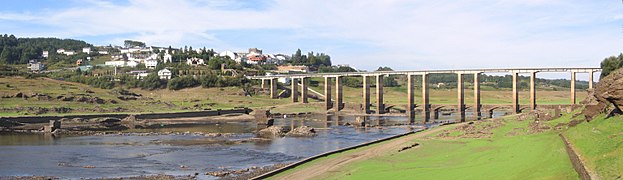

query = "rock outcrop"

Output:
[[594, 68, 623, 110], [257, 126, 287, 138], [588, 68, 623, 119], [286, 126, 316, 137]]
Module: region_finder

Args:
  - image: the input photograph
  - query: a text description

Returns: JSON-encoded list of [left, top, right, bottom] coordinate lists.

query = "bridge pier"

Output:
[[530, 71, 537, 110], [457, 73, 465, 122], [291, 78, 299, 103], [335, 76, 344, 111], [270, 78, 278, 99], [589, 71, 594, 89], [363, 76, 371, 114], [474, 73, 481, 120], [422, 73, 430, 122], [261, 79, 266, 89], [434, 108, 440, 120], [407, 74, 415, 124], [571, 71, 576, 104], [325, 77, 333, 110], [512, 72, 519, 113], [376, 75, 384, 114], [301, 77, 308, 103]]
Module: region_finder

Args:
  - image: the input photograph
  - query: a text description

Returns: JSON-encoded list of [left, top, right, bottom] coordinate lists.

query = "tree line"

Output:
[[0, 34, 92, 64], [288, 49, 331, 69]]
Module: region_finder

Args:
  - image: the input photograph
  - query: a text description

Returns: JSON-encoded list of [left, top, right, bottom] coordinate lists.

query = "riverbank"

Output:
[[256, 123, 450, 179], [269, 111, 590, 179]]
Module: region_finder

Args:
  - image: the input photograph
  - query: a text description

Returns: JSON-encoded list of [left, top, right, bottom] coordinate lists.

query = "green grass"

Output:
[[273, 106, 623, 179], [274, 116, 579, 179], [333, 135, 574, 179], [89, 55, 111, 65], [563, 114, 623, 179]]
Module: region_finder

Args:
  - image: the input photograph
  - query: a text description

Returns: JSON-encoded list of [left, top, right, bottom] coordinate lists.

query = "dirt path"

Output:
[[275, 124, 458, 180]]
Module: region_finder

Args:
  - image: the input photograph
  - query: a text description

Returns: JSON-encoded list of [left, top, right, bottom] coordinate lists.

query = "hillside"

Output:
[[0, 76, 588, 116], [0, 77, 284, 116]]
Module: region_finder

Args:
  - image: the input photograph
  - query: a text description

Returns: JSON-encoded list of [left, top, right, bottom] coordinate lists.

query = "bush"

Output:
[[140, 73, 164, 90], [167, 76, 199, 90]]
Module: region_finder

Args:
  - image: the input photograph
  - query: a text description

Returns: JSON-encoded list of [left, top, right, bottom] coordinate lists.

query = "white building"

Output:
[[145, 59, 158, 69], [42, 51, 49, 58], [158, 68, 172, 80], [119, 48, 142, 54], [111, 54, 126, 61], [186, 57, 205, 66], [105, 61, 126, 67], [56, 49, 76, 56], [27, 60, 45, 72], [136, 73, 149, 79], [278, 77, 291, 85], [218, 50, 237, 60], [163, 53, 172, 63], [126, 61, 138, 68], [98, 51, 109, 55], [64, 51, 76, 56], [82, 47, 91, 54]]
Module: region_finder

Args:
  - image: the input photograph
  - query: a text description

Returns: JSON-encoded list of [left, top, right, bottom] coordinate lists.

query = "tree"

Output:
[[123, 40, 145, 48], [291, 49, 303, 64], [376, 66, 394, 71], [600, 53, 623, 78], [0, 34, 92, 64]]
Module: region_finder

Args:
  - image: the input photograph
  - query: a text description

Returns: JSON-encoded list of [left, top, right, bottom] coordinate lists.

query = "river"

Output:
[[0, 111, 507, 179]]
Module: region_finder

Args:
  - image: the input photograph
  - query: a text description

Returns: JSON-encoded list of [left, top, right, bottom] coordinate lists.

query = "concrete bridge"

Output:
[[248, 68, 601, 123]]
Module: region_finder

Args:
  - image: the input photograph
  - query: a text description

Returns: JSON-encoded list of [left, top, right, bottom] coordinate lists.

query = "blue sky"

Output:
[[1, 0, 622, 80]]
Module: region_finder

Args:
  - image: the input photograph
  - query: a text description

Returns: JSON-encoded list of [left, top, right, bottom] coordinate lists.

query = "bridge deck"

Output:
[[248, 67, 601, 79]]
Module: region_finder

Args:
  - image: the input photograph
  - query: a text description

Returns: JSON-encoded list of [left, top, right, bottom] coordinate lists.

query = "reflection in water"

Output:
[[0, 111, 508, 178]]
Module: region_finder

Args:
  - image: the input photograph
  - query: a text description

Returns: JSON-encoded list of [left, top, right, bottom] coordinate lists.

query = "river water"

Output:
[[0, 111, 506, 179]]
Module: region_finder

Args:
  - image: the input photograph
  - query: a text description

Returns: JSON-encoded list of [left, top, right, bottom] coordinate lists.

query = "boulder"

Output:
[[594, 68, 623, 113], [92, 97, 105, 104], [76, 96, 89, 102], [286, 126, 316, 137], [121, 115, 144, 129], [257, 126, 287, 138]]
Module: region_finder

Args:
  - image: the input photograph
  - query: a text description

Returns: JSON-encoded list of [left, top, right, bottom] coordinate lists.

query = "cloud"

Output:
[[0, 0, 621, 79]]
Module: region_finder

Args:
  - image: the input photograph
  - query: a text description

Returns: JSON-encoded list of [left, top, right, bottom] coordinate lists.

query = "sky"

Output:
[[1, 0, 622, 80]]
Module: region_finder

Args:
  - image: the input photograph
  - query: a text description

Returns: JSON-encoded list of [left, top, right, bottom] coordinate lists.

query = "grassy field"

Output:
[[0, 76, 588, 116], [273, 113, 592, 179], [563, 114, 623, 179]]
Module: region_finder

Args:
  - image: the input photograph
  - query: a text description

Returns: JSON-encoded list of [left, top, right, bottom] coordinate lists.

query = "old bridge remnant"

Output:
[[251, 68, 600, 124]]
